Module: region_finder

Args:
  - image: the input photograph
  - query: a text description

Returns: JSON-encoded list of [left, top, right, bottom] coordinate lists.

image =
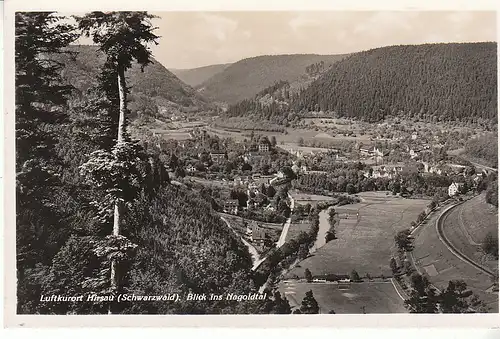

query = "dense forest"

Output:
[[15, 12, 286, 315], [226, 43, 497, 126], [463, 133, 498, 168], [295, 42, 497, 123], [225, 80, 294, 125]]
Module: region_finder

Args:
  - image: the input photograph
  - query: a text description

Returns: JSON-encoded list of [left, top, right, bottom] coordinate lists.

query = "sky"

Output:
[[72, 11, 497, 69]]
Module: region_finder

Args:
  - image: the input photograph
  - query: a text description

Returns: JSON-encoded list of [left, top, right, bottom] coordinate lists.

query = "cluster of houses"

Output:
[[362, 165, 405, 179], [184, 138, 273, 174], [359, 145, 390, 159], [357, 140, 442, 162], [245, 221, 270, 251], [185, 151, 228, 173]]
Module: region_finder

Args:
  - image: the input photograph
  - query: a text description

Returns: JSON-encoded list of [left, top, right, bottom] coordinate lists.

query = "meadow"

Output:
[[285, 191, 429, 278], [278, 280, 406, 314], [290, 191, 337, 206]]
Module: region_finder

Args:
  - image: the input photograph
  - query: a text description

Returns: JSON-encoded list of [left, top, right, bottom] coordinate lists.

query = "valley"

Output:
[[124, 43, 498, 314], [14, 11, 498, 316]]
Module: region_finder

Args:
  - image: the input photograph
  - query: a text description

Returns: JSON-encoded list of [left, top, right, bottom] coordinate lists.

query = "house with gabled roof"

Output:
[[448, 182, 465, 197]]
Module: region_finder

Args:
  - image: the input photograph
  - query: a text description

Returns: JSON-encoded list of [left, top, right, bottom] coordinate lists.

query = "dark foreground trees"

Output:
[[404, 273, 489, 313], [15, 12, 78, 313], [299, 290, 320, 314]]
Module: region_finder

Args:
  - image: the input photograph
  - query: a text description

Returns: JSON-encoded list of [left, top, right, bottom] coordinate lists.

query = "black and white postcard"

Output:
[[3, 0, 499, 329]]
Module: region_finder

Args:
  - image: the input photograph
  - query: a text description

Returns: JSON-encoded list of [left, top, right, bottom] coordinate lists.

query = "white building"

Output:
[[448, 182, 464, 197], [258, 143, 270, 152]]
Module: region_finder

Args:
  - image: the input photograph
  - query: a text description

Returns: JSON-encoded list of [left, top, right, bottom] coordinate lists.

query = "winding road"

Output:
[[221, 192, 296, 272], [220, 216, 261, 267], [254, 193, 296, 272], [275, 193, 295, 248]]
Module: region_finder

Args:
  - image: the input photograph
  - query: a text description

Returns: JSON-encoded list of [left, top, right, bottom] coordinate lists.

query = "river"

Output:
[[309, 206, 332, 253]]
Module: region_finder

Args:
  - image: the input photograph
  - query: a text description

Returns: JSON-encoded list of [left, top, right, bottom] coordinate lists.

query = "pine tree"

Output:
[[299, 290, 320, 314], [404, 273, 439, 313], [76, 11, 159, 311], [304, 268, 313, 282]]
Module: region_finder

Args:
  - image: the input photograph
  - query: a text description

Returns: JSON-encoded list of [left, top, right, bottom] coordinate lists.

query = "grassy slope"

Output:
[[170, 63, 232, 87], [411, 201, 498, 312], [198, 54, 347, 104], [441, 194, 498, 273]]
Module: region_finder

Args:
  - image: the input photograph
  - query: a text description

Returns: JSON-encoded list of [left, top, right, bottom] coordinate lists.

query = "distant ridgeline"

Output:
[[226, 42, 497, 125], [198, 53, 347, 104]]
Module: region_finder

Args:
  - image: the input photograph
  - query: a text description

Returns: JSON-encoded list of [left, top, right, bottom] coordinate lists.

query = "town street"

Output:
[[220, 216, 261, 267], [275, 193, 295, 248]]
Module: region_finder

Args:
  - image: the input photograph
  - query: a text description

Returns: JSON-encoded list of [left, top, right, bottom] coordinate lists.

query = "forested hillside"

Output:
[[294, 42, 497, 123], [171, 63, 232, 87], [55, 45, 209, 113], [198, 54, 347, 104], [463, 133, 498, 168], [16, 12, 283, 315], [226, 43, 497, 126]]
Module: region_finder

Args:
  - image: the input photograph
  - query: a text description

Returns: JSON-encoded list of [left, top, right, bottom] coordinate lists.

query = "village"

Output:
[[138, 114, 496, 275]]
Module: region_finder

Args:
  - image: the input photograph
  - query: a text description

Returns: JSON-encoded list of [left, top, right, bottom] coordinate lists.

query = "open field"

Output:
[[285, 221, 311, 243], [206, 124, 373, 145], [456, 194, 498, 243], [285, 192, 430, 278], [290, 191, 337, 207], [411, 202, 499, 312], [151, 130, 193, 140], [278, 280, 406, 314], [442, 194, 498, 273]]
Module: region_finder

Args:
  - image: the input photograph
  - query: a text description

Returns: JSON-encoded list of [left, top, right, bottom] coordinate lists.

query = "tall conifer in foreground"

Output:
[[76, 11, 159, 312]]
